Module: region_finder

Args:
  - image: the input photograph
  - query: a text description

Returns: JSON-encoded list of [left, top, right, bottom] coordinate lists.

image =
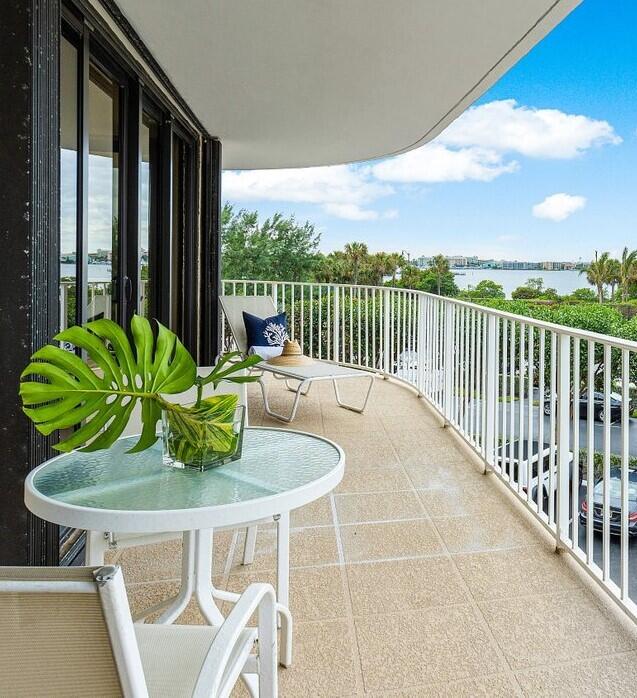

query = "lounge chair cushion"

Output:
[[243, 310, 289, 349], [248, 345, 284, 360]]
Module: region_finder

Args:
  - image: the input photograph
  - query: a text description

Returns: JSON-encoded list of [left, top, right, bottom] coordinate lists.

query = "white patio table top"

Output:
[[25, 427, 344, 534]]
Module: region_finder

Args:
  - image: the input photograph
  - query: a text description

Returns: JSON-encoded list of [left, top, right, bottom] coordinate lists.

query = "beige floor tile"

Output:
[[515, 651, 637, 697], [335, 490, 426, 524], [418, 481, 506, 519], [480, 589, 637, 670], [327, 437, 400, 468], [117, 532, 234, 585], [369, 673, 519, 697], [452, 544, 580, 601], [336, 464, 412, 493], [278, 620, 360, 697], [346, 556, 468, 615], [404, 459, 484, 490], [230, 527, 340, 572], [225, 565, 348, 623], [355, 604, 504, 692], [392, 437, 468, 467], [321, 411, 384, 434], [340, 519, 444, 562], [379, 411, 441, 433], [126, 578, 224, 625], [290, 494, 334, 527], [434, 510, 534, 554]]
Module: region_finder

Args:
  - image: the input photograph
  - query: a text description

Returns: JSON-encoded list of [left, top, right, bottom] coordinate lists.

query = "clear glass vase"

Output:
[[162, 404, 245, 471]]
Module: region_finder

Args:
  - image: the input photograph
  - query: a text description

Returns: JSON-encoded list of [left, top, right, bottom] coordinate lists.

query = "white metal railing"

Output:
[[222, 279, 637, 623], [60, 280, 149, 328]]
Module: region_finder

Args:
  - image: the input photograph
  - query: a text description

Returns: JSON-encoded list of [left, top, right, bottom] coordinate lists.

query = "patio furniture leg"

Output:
[[332, 375, 375, 413], [284, 378, 312, 396], [85, 530, 110, 565], [243, 524, 258, 565], [259, 375, 310, 422], [276, 511, 293, 667], [193, 529, 226, 625], [156, 531, 196, 624]]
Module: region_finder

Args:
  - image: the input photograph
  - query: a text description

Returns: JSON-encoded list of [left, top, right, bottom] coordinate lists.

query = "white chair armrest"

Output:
[[192, 582, 277, 698]]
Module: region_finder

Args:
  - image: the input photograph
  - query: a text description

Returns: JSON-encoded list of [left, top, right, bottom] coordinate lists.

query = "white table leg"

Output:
[[276, 511, 293, 667], [194, 529, 226, 625], [156, 531, 196, 624]]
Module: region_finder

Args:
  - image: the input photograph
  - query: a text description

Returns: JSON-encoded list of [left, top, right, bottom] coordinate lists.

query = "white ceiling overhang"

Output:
[[114, 0, 581, 169]]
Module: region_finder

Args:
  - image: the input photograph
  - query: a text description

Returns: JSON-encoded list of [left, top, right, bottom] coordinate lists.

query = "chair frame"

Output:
[[0, 565, 277, 698]]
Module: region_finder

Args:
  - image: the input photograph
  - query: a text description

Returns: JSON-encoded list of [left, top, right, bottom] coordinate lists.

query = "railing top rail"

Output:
[[222, 278, 637, 352]]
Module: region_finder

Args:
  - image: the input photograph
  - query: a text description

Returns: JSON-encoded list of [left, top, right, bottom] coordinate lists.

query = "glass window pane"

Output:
[[60, 37, 78, 331], [87, 63, 119, 323], [171, 136, 186, 334], [140, 112, 158, 319]]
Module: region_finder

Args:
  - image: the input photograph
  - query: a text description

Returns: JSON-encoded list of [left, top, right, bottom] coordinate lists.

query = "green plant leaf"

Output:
[[20, 315, 197, 453]]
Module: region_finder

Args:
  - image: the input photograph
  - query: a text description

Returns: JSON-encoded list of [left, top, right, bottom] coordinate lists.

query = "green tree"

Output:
[[343, 242, 369, 285], [429, 254, 450, 296], [221, 204, 320, 281], [568, 287, 598, 302], [619, 247, 637, 302], [582, 251, 612, 303], [459, 279, 505, 300], [511, 277, 558, 300]]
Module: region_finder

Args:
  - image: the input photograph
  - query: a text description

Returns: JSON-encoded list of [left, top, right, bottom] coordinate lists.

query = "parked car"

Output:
[[543, 391, 631, 424], [496, 439, 574, 506], [579, 468, 637, 536]]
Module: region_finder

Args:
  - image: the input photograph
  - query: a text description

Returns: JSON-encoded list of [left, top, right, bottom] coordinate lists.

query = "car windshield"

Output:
[[594, 470, 637, 501]]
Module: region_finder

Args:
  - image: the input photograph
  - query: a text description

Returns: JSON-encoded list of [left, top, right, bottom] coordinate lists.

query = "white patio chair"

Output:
[[0, 565, 277, 698], [220, 295, 375, 423]]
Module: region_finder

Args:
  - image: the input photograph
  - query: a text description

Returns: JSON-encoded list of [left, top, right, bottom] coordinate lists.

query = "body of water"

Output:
[[62, 263, 587, 299], [453, 268, 585, 298]]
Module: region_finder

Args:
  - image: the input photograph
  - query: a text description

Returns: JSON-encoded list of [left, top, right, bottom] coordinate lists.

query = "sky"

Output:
[[222, 0, 637, 263]]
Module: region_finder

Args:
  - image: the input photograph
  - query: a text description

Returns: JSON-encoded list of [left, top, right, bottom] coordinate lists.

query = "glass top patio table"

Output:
[[25, 427, 344, 533]]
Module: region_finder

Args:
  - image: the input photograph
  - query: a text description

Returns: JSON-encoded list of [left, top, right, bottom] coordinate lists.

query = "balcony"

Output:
[[97, 279, 637, 696]]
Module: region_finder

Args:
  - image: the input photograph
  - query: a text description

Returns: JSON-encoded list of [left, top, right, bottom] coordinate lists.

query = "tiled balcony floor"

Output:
[[117, 376, 637, 696]]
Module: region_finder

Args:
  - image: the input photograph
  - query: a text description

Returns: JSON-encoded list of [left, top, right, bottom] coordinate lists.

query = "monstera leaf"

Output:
[[20, 315, 197, 453], [164, 393, 241, 465]]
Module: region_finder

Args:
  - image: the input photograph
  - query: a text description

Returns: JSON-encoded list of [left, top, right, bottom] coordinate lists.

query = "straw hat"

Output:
[[267, 339, 315, 366]]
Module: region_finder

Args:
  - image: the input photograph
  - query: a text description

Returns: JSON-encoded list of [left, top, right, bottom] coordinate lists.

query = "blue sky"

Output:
[[222, 0, 637, 262]]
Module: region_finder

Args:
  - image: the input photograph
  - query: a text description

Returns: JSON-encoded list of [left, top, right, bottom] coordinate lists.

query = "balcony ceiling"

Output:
[[115, 0, 581, 169]]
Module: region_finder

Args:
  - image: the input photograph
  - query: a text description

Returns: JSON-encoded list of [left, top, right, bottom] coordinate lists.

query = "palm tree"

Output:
[[582, 251, 611, 303], [429, 254, 450, 296], [619, 247, 637, 302], [607, 258, 621, 300], [386, 252, 406, 284], [343, 242, 369, 285]]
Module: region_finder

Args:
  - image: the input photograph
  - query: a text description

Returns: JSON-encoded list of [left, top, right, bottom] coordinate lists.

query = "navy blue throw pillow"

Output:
[[243, 311, 289, 348]]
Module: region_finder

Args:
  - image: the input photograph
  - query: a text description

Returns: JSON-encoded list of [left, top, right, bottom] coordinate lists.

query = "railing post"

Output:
[[272, 282, 278, 310], [443, 302, 454, 421], [382, 288, 391, 376], [417, 293, 426, 395], [485, 313, 498, 467], [332, 286, 340, 363], [556, 332, 571, 547]]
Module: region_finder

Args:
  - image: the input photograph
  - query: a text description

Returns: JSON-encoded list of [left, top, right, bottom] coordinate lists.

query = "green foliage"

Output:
[[459, 279, 505, 300], [20, 316, 261, 454], [579, 449, 637, 481], [395, 262, 458, 297], [164, 394, 241, 465], [511, 277, 558, 300], [567, 287, 598, 302], [221, 204, 320, 282]]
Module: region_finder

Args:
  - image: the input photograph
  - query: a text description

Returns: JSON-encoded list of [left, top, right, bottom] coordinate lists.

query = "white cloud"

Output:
[[532, 193, 586, 222], [323, 203, 379, 220], [222, 165, 393, 220], [223, 100, 620, 219], [372, 143, 518, 183], [439, 99, 621, 159], [372, 99, 620, 185]]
